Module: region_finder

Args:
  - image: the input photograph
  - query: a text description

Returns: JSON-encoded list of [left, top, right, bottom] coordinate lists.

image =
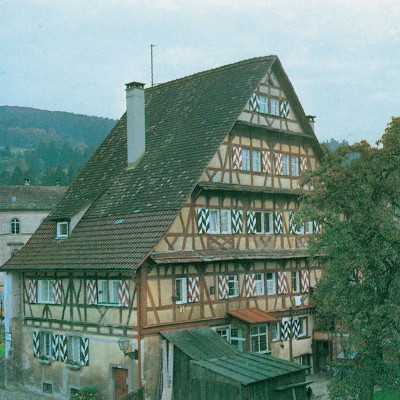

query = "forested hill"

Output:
[[0, 106, 117, 148], [0, 106, 118, 186]]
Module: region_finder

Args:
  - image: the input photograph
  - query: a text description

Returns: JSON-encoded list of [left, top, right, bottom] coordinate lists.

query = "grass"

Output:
[[0, 343, 4, 356]]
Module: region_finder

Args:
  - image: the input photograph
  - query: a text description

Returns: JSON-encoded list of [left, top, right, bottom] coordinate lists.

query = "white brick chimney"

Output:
[[126, 81, 145, 168]]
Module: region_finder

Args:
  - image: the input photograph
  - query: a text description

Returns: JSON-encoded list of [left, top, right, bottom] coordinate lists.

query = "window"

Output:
[[220, 210, 232, 234], [259, 96, 268, 114], [254, 211, 263, 233], [11, 218, 20, 234], [242, 148, 251, 171], [215, 326, 229, 340], [228, 275, 239, 297], [270, 99, 279, 116], [305, 221, 313, 234], [281, 155, 289, 175], [56, 221, 69, 238], [230, 325, 245, 351], [296, 221, 305, 235], [255, 273, 264, 296], [38, 280, 53, 304], [298, 317, 307, 337], [98, 280, 119, 304], [252, 150, 261, 172], [264, 212, 272, 234], [250, 325, 268, 352], [175, 278, 187, 304], [266, 272, 276, 295], [208, 210, 220, 234], [40, 332, 52, 357], [292, 271, 300, 293], [291, 156, 299, 177], [271, 323, 280, 341], [43, 382, 53, 394], [68, 336, 81, 362]]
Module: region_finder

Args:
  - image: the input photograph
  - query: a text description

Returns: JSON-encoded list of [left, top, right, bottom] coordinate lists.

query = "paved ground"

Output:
[[0, 386, 50, 399], [309, 373, 330, 399]]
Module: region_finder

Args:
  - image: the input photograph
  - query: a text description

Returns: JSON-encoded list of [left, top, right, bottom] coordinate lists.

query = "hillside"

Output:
[[0, 106, 117, 186]]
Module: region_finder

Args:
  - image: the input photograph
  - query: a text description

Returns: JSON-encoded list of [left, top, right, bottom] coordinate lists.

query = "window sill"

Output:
[[97, 303, 120, 307], [38, 358, 52, 365], [296, 335, 311, 341]]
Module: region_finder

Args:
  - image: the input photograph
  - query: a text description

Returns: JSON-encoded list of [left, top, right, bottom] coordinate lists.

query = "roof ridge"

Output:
[[147, 55, 277, 92]]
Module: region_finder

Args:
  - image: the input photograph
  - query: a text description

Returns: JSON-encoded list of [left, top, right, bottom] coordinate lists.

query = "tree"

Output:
[[300, 118, 400, 399], [9, 166, 25, 185]]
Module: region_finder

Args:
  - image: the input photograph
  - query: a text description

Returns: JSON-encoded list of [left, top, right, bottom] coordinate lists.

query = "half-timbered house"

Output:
[[3, 56, 322, 399]]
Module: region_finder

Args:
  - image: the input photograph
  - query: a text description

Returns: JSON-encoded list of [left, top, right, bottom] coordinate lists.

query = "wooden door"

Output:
[[114, 368, 128, 400]]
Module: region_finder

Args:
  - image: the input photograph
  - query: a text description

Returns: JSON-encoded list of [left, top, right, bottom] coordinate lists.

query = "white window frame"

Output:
[[11, 218, 20, 235], [68, 336, 81, 362], [254, 273, 265, 296], [228, 275, 239, 298], [291, 156, 299, 177], [270, 99, 279, 116], [241, 148, 251, 171], [98, 279, 119, 305], [208, 209, 220, 234], [215, 326, 230, 340], [41, 332, 52, 357], [38, 280, 54, 304], [266, 272, 276, 295], [271, 322, 280, 341], [281, 155, 289, 175], [252, 150, 261, 172], [264, 212, 273, 234], [220, 210, 232, 234], [259, 96, 268, 114], [250, 324, 268, 353], [175, 277, 187, 304], [295, 221, 305, 235], [56, 221, 69, 238], [292, 271, 300, 293]]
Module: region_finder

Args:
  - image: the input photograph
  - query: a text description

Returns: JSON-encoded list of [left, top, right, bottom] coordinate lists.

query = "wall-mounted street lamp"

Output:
[[118, 336, 138, 360]]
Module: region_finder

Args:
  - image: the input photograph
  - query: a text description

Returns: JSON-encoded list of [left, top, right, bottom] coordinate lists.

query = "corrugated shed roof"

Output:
[[192, 352, 306, 385], [228, 308, 279, 324], [3, 56, 319, 271], [161, 328, 238, 360], [0, 186, 67, 210]]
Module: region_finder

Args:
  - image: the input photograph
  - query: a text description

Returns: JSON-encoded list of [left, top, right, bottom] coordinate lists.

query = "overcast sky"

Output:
[[1, 0, 400, 144]]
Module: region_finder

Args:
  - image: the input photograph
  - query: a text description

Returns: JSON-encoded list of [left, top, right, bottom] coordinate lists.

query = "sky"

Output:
[[1, 0, 400, 144]]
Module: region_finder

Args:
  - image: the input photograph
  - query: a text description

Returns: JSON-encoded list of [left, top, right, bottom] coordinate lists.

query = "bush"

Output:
[[70, 386, 103, 400]]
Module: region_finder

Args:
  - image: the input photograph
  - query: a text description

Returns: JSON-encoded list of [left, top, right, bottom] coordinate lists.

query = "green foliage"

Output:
[[70, 386, 103, 400], [300, 118, 400, 400]]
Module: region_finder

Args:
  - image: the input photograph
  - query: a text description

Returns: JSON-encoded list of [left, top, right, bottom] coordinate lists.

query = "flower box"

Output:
[[38, 357, 52, 365], [66, 362, 81, 370]]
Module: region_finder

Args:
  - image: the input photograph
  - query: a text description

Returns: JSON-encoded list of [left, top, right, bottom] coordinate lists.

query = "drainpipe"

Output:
[[289, 307, 293, 361], [132, 275, 142, 387]]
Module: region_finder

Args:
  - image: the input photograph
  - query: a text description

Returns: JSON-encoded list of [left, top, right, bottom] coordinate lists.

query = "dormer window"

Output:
[[56, 221, 69, 238]]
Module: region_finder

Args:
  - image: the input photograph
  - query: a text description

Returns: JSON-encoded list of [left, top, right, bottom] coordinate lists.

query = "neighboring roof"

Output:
[[192, 352, 306, 385], [0, 186, 67, 211], [161, 328, 238, 360], [151, 249, 309, 264], [228, 308, 279, 324], [4, 56, 318, 271]]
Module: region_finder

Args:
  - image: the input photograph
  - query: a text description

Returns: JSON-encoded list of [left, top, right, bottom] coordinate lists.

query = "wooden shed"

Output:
[[161, 329, 308, 400]]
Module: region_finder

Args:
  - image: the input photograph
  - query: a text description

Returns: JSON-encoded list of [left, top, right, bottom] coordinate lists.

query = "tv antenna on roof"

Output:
[[150, 44, 157, 87]]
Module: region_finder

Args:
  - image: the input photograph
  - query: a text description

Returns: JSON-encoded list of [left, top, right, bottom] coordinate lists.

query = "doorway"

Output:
[[113, 367, 129, 400]]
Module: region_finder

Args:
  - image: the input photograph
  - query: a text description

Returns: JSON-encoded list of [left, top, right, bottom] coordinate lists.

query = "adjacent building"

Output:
[[3, 56, 323, 400], [0, 185, 66, 299]]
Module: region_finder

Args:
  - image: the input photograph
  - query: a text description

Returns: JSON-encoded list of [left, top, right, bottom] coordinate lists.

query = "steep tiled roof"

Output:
[[4, 56, 313, 271], [0, 186, 67, 210]]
